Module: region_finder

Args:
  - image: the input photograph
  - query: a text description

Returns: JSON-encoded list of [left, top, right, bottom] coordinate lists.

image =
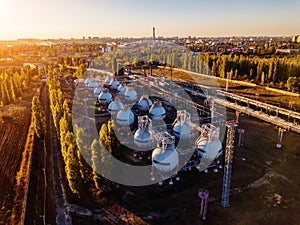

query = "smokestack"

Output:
[[153, 27, 155, 39]]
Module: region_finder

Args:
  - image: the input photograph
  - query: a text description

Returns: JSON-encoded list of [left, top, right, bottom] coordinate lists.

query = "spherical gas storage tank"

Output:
[[134, 116, 153, 149], [94, 86, 103, 97], [84, 78, 90, 86], [98, 88, 112, 104], [104, 76, 112, 85], [124, 87, 138, 102], [196, 137, 222, 165], [137, 95, 152, 112], [108, 99, 123, 116], [149, 101, 166, 120], [173, 122, 192, 140], [118, 82, 127, 95], [134, 127, 153, 149], [152, 133, 178, 178], [109, 79, 120, 90], [116, 105, 135, 126], [88, 80, 99, 90]]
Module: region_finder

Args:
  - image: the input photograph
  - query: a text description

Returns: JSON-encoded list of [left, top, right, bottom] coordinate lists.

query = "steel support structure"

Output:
[[221, 121, 238, 207]]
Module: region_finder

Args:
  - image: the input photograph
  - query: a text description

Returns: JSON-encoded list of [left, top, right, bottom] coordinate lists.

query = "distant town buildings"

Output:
[[292, 35, 300, 43], [276, 49, 299, 54]]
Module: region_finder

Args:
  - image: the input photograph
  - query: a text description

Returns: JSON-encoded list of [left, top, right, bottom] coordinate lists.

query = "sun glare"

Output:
[[0, 0, 7, 11], [0, 0, 14, 39], [0, 0, 9, 19]]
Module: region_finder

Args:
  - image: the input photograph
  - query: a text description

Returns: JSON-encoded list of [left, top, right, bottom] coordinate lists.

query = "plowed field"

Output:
[[0, 103, 31, 224]]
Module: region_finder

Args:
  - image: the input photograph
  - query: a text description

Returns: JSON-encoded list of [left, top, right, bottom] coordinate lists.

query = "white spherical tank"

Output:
[[98, 89, 112, 104], [138, 95, 152, 111], [134, 128, 153, 149], [104, 76, 112, 85], [88, 81, 99, 90], [149, 102, 166, 120], [118, 83, 127, 95], [108, 99, 123, 115], [116, 106, 134, 126], [109, 79, 120, 90], [124, 87, 137, 102], [216, 148, 223, 159], [84, 78, 90, 86], [152, 143, 178, 176], [94, 87, 103, 96], [173, 123, 191, 139], [197, 137, 222, 162]]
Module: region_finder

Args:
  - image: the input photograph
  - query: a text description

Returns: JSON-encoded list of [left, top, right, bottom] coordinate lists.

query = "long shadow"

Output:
[[229, 85, 254, 91]]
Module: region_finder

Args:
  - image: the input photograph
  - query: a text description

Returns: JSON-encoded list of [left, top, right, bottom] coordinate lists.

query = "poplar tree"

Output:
[[91, 139, 102, 190], [112, 57, 117, 74], [32, 96, 46, 139], [261, 72, 265, 85], [0, 83, 9, 105], [65, 142, 82, 194]]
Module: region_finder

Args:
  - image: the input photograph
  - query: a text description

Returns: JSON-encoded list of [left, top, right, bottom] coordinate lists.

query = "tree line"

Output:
[[47, 67, 122, 194], [95, 47, 300, 92], [47, 69, 83, 194], [47, 70, 119, 194], [0, 65, 40, 106], [96, 120, 120, 190]]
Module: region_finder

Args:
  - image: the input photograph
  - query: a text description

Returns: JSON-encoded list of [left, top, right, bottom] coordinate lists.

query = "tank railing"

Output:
[[153, 132, 175, 151], [172, 110, 191, 127], [137, 115, 152, 133]]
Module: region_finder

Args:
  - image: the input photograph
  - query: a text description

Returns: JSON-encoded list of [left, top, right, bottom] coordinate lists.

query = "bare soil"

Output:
[[0, 103, 31, 224]]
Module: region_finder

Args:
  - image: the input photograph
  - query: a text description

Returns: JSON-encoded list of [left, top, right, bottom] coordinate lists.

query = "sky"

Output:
[[0, 0, 299, 40]]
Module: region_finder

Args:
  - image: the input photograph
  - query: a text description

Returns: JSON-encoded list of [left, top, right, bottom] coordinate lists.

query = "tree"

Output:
[[77, 150, 86, 181], [261, 72, 265, 85], [272, 60, 279, 83], [229, 69, 234, 80], [268, 60, 274, 82], [32, 96, 46, 139], [249, 68, 253, 79], [65, 142, 82, 194], [63, 99, 72, 129], [112, 57, 117, 74], [0, 82, 9, 105], [182, 53, 189, 70], [256, 61, 263, 82], [91, 139, 102, 189], [74, 64, 86, 78], [212, 61, 218, 76], [287, 77, 300, 92], [9, 77, 16, 102], [234, 69, 238, 79], [107, 120, 120, 155], [219, 56, 227, 78], [60, 117, 70, 159], [99, 123, 109, 148]]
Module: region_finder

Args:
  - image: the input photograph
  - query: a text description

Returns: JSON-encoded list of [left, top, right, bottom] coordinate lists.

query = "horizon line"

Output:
[[0, 34, 298, 42]]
